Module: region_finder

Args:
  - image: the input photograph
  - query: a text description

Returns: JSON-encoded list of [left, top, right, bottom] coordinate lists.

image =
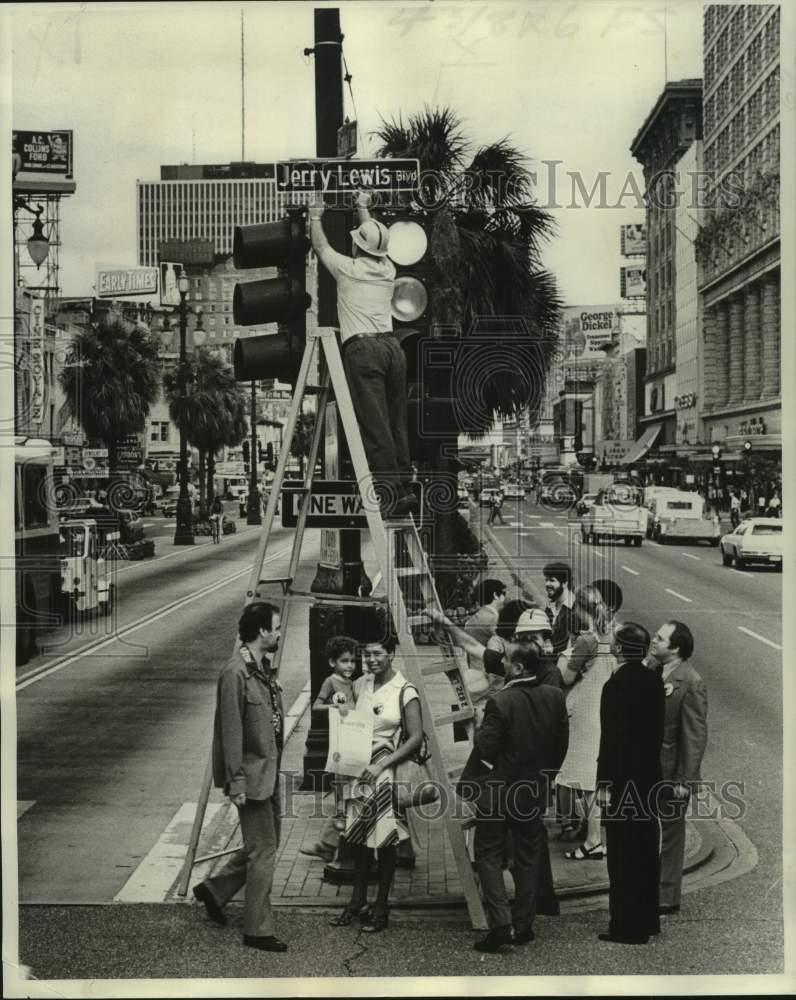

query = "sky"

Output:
[[5, 0, 703, 306]]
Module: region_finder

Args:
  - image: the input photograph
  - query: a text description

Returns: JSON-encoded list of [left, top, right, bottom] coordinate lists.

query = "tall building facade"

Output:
[[628, 80, 702, 479], [698, 4, 781, 486]]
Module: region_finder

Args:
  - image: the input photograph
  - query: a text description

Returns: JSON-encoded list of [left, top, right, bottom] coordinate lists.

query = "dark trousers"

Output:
[[474, 812, 544, 932], [605, 813, 661, 943], [342, 334, 411, 497], [488, 506, 505, 525], [204, 796, 280, 937]]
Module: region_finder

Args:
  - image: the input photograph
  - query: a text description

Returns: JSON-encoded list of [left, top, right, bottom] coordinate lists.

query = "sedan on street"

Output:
[[719, 518, 782, 570]]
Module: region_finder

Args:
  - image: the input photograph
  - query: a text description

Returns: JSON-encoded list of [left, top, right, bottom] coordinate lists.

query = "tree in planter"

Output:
[[59, 312, 160, 507], [374, 106, 562, 587], [163, 349, 248, 519], [290, 409, 316, 477]]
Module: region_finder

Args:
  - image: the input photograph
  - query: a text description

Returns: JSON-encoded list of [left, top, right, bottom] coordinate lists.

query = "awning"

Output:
[[618, 424, 662, 467]]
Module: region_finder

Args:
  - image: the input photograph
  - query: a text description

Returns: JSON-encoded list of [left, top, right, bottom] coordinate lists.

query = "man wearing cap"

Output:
[[309, 192, 417, 518], [542, 562, 576, 657]]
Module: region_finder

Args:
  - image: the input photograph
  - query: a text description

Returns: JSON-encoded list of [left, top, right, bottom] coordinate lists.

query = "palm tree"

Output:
[[373, 107, 562, 600], [59, 311, 160, 477], [163, 349, 248, 517]]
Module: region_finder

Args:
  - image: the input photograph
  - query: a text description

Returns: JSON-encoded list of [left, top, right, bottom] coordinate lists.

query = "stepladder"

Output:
[[178, 327, 488, 930]]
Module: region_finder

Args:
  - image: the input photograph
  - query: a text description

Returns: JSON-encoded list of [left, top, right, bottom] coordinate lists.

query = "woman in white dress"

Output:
[[556, 585, 616, 860], [330, 630, 426, 933]]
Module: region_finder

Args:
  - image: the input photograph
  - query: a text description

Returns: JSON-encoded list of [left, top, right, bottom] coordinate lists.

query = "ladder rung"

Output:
[[287, 588, 387, 606], [421, 659, 459, 677], [434, 708, 475, 727], [257, 577, 293, 587], [395, 566, 424, 578]]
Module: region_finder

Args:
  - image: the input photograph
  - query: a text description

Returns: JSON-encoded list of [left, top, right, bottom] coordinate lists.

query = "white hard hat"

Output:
[[350, 218, 390, 257], [514, 608, 552, 635]]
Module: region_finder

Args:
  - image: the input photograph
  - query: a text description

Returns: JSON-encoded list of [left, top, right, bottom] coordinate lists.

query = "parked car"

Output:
[[501, 482, 526, 501], [160, 486, 182, 518], [576, 493, 598, 517], [719, 518, 782, 569]]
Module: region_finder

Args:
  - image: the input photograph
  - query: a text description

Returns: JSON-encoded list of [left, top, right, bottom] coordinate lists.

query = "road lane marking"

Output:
[[681, 552, 701, 561], [737, 626, 782, 651], [555, 530, 564, 537], [665, 588, 693, 603], [592, 549, 604, 559], [539, 522, 555, 528], [621, 565, 639, 576], [17, 545, 292, 690], [113, 522, 263, 576]]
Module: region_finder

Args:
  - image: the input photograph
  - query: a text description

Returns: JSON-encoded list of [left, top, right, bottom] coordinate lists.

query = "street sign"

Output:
[[337, 120, 357, 159], [281, 480, 367, 528], [276, 158, 420, 195]]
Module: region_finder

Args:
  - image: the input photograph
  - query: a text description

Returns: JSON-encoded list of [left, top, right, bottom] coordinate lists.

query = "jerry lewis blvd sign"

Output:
[[277, 158, 420, 195]]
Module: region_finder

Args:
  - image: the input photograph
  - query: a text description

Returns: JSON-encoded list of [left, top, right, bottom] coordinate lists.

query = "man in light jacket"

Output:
[[192, 601, 287, 953], [648, 620, 708, 915]]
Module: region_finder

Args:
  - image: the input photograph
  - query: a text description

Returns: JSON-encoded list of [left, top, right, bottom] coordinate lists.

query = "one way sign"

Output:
[[281, 481, 368, 528]]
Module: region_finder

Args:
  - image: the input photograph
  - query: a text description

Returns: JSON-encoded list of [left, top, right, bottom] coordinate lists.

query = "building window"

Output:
[[150, 421, 170, 443]]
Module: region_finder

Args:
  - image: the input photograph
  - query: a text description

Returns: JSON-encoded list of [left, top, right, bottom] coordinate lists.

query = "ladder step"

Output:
[[434, 708, 475, 727], [395, 566, 424, 578], [287, 587, 386, 606], [257, 577, 293, 587], [421, 659, 461, 677]]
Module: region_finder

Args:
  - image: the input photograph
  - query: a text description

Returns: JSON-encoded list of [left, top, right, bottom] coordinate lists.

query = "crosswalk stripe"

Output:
[[114, 802, 225, 903]]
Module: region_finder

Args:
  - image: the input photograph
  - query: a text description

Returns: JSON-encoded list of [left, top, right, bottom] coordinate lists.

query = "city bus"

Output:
[[13, 437, 64, 664]]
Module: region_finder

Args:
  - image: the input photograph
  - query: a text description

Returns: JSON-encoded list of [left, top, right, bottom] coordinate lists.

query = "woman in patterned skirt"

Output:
[[329, 628, 426, 933], [555, 585, 617, 860]]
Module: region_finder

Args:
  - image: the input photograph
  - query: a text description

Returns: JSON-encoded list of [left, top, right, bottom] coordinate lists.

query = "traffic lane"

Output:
[[24, 522, 291, 670], [16, 540, 316, 902], [140, 499, 241, 539]]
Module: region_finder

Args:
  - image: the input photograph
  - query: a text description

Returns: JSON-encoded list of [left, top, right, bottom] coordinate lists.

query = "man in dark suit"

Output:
[[459, 645, 569, 953], [192, 602, 288, 953], [648, 620, 708, 915], [596, 622, 665, 945]]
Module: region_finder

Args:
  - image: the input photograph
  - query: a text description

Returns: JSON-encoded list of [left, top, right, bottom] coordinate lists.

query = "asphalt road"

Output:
[[15, 518, 316, 903]]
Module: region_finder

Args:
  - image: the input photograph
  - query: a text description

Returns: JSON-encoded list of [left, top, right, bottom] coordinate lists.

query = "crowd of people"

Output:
[[191, 559, 709, 954]]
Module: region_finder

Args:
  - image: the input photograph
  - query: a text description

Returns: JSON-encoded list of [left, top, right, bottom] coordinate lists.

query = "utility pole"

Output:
[[303, 8, 371, 792]]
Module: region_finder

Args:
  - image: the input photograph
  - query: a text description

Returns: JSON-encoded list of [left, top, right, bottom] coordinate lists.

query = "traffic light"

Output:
[[266, 441, 274, 469], [743, 440, 753, 456], [377, 206, 459, 460], [242, 439, 250, 472], [257, 440, 263, 465], [232, 206, 311, 384]]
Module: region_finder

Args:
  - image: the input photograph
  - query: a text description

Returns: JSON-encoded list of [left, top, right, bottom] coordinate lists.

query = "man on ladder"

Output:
[[309, 191, 418, 519]]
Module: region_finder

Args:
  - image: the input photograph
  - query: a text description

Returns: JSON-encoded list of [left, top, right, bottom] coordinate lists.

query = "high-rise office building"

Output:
[[699, 4, 780, 477]]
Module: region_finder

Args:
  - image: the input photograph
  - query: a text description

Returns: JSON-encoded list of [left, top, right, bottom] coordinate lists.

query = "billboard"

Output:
[[158, 239, 215, 266], [620, 265, 647, 299], [620, 224, 647, 257], [13, 129, 76, 194], [160, 262, 186, 307], [96, 267, 159, 298], [29, 294, 46, 425], [561, 305, 618, 362]]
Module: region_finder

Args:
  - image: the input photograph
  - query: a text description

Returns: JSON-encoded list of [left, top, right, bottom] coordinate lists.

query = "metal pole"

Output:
[[247, 379, 262, 525], [174, 288, 195, 545]]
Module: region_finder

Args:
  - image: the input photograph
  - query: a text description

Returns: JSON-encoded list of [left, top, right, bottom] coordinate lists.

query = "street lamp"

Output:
[[174, 274, 202, 545]]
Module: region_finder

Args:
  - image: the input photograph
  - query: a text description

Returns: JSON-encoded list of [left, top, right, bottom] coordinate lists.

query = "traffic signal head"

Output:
[[242, 440, 250, 467], [743, 440, 752, 455]]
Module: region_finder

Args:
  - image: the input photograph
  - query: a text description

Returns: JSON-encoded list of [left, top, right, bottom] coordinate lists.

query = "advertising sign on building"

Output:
[[160, 262, 185, 307], [96, 267, 159, 298], [561, 305, 618, 362], [620, 265, 647, 299], [620, 224, 647, 257], [29, 295, 46, 425], [598, 439, 634, 465], [13, 130, 75, 195], [158, 239, 215, 266]]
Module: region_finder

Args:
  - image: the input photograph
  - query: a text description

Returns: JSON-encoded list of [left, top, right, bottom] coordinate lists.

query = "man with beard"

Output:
[[542, 562, 576, 656], [193, 602, 287, 953]]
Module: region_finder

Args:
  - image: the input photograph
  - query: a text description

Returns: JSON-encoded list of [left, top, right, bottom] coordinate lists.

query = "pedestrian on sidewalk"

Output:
[[329, 624, 429, 934], [596, 622, 664, 945], [730, 492, 741, 528], [193, 602, 288, 953], [458, 644, 569, 952], [464, 578, 507, 661], [309, 191, 417, 519], [647, 621, 708, 916], [556, 586, 615, 859], [590, 579, 624, 637], [767, 491, 781, 518]]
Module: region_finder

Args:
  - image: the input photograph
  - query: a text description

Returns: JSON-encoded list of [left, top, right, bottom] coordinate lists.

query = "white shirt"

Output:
[[317, 246, 396, 343]]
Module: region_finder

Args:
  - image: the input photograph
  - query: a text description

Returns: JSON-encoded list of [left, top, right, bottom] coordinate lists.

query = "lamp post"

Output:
[[174, 274, 196, 545], [711, 443, 723, 516], [246, 380, 262, 525]]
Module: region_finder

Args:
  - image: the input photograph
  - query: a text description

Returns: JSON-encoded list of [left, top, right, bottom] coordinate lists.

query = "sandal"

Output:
[[564, 843, 605, 861], [360, 906, 389, 933], [554, 822, 582, 842], [329, 902, 367, 926]]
